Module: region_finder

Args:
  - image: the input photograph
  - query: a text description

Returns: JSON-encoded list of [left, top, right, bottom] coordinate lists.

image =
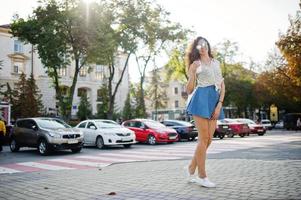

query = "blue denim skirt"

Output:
[[186, 85, 225, 119]]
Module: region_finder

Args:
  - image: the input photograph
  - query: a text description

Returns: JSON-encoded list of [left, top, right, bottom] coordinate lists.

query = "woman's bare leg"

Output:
[[189, 115, 210, 178], [207, 120, 217, 149]]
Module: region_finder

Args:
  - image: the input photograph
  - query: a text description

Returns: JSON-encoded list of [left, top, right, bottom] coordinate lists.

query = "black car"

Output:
[[161, 120, 197, 141], [283, 113, 301, 130], [214, 120, 233, 139]]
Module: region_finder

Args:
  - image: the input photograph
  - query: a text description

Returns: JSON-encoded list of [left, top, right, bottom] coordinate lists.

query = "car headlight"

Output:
[[48, 131, 61, 138]]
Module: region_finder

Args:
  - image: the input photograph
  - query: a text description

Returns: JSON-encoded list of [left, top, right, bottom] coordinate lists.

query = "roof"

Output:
[[0, 24, 11, 29]]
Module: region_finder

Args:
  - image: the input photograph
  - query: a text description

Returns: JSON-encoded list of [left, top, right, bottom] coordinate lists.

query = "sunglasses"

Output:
[[196, 40, 208, 50]]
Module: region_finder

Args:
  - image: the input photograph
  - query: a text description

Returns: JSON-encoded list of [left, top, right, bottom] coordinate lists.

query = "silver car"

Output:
[[10, 118, 84, 155]]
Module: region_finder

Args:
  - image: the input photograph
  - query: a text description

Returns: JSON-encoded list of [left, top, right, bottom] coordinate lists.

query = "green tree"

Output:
[[77, 94, 92, 121], [122, 92, 133, 121], [96, 84, 110, 119], [11, 73, 44, 119], [87, 0, 139, 119], [145, 65, 168, 120], [27, 74, 44, 116], [164, 44, 188, 83], [11, 0, 91, 120]]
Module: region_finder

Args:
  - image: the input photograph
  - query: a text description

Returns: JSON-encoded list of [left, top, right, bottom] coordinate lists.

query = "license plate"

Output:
[[122, 138, 131, 142], [258, 130, 263, 132], [222, 126, 228, 128], [169, 136, 176, 140], [68, 139, 78, 144]]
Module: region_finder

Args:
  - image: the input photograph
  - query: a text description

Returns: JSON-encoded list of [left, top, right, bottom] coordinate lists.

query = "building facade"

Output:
[[145, 68, 188, 121], [0, 25, 130, 119]]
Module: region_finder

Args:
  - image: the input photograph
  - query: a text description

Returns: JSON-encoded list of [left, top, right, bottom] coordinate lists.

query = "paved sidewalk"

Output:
[[0, 158, 300, 200]]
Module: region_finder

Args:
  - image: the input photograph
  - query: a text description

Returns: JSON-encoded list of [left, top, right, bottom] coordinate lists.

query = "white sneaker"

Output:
[[183, 166, 195, 183], [193, 177, 216, 188]]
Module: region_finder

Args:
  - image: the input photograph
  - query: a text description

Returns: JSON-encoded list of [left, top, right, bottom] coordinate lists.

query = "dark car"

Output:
[[10, 118, 84, 155], [161, 120, 198, 141], [214, 120, 233, 139], [219, 118, 250, 137], [283, 113, 301, 130]]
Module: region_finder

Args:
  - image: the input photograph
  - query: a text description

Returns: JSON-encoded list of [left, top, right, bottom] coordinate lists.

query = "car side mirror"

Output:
[[32, 125, 38, 131], [90, 126, 97, 130]]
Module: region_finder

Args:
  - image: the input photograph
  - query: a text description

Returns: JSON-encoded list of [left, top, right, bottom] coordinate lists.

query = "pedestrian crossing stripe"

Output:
[[1, 134, 299, 175]]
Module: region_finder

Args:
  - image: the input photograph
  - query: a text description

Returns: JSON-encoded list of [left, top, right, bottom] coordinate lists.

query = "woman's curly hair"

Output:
[[185, 36, 213, 73]]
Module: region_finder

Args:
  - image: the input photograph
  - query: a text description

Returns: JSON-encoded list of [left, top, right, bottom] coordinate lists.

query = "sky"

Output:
[[0, 0, 299, 82]]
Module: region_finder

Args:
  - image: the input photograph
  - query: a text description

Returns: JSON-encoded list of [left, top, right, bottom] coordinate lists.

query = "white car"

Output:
[[261, 119, 273, 130], [76, 119, 136, 149]]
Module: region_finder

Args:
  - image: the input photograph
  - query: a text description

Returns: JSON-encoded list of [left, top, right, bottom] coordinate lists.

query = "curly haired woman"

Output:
[[185, 36, 225, 188]]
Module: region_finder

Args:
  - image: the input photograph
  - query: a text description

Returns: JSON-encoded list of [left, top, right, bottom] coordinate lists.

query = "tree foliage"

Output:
[[10, 0, 91, 120], [77, 94, 92, 121], [10, 73, 44, 119], [276, 5, 301, 87]]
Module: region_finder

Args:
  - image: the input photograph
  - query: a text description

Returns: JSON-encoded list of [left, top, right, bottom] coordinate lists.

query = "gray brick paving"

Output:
[[0, 158, 300, 200]]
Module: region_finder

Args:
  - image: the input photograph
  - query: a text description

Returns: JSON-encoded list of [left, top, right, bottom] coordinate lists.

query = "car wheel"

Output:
[[38, 139, 50, 155], [239, 134, 245, 137], [96, 136, 104, 149], [177, 134, 182, 142], [219, 134, 225, 139], [228, 133, 234, 138], [10, 138, 20, 152], [147, 135, 156, 145], [258, 133, 265, 136], [123, 144, 132, 148], [71, 147, 82, 153]]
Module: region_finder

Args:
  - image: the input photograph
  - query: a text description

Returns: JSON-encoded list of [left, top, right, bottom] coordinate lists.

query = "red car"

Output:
[[220, 118, 250, 137], [236, 118, 266, 136], [122, 119, 178, 145]]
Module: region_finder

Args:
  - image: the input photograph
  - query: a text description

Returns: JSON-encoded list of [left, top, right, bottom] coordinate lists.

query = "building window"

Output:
[[14, 40, 23, 53], [58, 68, 67, 77], [77, 88, 87, 97], [79, 67, 87, 77], [13, 62, 24, 74], [95, 65, 104, 80], [97, 89, 102, 101], [174, 87, 178, 94], [60, 86, 69, 97], [175, 100, 179, 108]]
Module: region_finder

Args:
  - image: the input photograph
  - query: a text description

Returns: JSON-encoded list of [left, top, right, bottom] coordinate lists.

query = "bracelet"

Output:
[[218, 100, 223, 104]]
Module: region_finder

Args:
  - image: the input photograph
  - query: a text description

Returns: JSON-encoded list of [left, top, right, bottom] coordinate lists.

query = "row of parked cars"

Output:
[[8, 117, 273, 155]]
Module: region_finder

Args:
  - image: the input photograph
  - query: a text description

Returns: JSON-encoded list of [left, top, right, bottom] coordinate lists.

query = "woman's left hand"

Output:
[[211, 103, 222, 120]]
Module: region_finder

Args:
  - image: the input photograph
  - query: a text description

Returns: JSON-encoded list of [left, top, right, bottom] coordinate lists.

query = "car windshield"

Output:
[[36, 119, 71, 129], [145, 120, 166, 129], [95, 121, 121, 128], [169, 121, 192, 126], [238, 119, 255, 124]]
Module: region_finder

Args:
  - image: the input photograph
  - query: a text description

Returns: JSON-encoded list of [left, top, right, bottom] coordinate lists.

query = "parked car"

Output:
[[122, 119, 178, 145], [161, 120, 197, 141], [283, 113, 301, 130], [220, 118, 250, 137], [75, 119, 136, 149], [214, 120, 233, 139], [260, 119, 273, 130], [9, 118, 84, 155], [236, 118, 265, 136], [274, 120, 284, 129]]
